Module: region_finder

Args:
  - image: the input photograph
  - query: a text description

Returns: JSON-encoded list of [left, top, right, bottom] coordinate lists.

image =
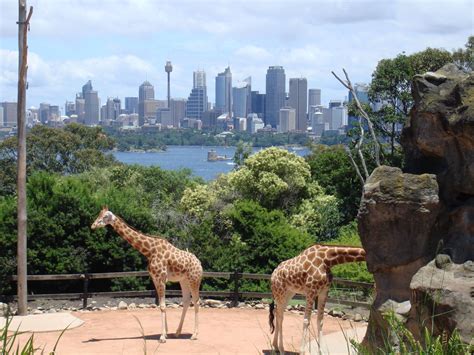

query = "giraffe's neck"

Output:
[[322, 246, 366, 268], [111, 217, 157, 258]]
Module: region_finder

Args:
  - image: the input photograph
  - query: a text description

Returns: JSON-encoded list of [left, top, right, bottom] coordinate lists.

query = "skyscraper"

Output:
[[170, 98, 187, 127], [138, 81, 156, 125], [215, 67, 232, 116], [279, 107, 296, 133], [125, 97, 138, 114], [193, 70, 206, 89], [82, 80, 99, 125], [288, 78, 308, 132], [265, 66, 286, 128], [75, 94, 85, 123], [348, 83, 369, 104], [250, 91, 265, 118], [308, 89, 321, 108], [39, 102, 50, 124], [1, 102, 17, 127]]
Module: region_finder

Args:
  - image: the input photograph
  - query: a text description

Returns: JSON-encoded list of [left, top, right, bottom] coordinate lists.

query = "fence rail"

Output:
[[6, 271, 374, 309]]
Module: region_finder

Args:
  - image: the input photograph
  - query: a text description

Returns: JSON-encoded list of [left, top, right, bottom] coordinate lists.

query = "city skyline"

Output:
[[0, 0, 471, 108]]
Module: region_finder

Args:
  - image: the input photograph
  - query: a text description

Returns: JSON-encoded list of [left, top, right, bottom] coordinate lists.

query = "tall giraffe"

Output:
[[91, 207, 203, 343], [269, 244, 366, 354]]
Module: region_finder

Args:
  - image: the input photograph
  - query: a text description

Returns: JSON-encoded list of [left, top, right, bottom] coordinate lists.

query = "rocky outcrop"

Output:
[[360, 64, 473, 349], [410, 255, 474, 343], [358, 166, 440, 346], [402, 64, 474, 262]]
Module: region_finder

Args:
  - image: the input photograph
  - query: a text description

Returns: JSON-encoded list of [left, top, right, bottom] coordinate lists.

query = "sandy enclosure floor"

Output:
[[12, 308, 363, 354]]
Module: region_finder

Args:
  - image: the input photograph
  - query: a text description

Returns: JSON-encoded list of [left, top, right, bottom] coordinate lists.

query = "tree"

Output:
[[305, 144, 363, 222], [233, 140, 252, 167], [228, 147, 311, 210], [368, 47, 453, 163], [452, 36, 473, 71]]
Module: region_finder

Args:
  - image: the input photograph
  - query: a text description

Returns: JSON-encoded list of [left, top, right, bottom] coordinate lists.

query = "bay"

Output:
[[113, 145, 309, 181]]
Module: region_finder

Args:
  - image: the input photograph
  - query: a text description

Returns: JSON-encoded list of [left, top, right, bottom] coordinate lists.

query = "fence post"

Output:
[[232, 270, 241, 307], [81, 273, 89, 309]]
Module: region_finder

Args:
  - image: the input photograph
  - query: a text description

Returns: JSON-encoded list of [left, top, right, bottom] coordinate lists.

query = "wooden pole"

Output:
[[16, 0, 33, 316]]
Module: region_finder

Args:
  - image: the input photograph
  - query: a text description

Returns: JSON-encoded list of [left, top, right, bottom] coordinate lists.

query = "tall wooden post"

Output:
[[17, 0, 33, 316]]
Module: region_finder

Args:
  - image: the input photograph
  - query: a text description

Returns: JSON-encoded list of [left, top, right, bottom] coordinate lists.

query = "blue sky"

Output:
[[0, 0, 472, 110]]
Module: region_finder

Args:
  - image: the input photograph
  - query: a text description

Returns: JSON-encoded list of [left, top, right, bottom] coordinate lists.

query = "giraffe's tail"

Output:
[[269, 300, 275, 334]]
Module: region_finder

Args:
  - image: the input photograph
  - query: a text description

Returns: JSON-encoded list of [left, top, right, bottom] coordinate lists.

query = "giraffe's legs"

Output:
[[276, 303, 285, 354], [175, 281, 191, 337], [316, 287, 329, 344], [190, 284, 200, 340], [153, 277, 168, 343], [300, 294, 315, 354]]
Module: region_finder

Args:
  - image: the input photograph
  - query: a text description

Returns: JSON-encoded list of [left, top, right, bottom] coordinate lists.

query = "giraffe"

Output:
[[269, 244, 366, 354], [91, 207, 203, 343]]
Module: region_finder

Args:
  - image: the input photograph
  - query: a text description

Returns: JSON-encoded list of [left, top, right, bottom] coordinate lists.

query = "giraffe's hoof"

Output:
[[159, 336, 167, 343], [191, 334, 198, 340]]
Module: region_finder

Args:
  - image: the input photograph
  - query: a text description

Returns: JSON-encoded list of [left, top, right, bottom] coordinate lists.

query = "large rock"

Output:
[[361, 64, 474, 349], [358, 166, 440, 348], [402, 64, 474, 262], [410, 256, 474, 343]]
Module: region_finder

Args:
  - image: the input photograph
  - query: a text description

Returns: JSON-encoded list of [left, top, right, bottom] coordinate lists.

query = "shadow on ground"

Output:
[[84, 333, 193, 342]]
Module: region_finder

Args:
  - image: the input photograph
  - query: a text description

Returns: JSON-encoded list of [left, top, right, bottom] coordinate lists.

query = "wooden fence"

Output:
[[7, 271, 374, 309]]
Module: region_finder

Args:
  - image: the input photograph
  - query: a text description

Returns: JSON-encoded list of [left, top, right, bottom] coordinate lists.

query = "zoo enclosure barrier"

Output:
[[6, 271, 374, 309]]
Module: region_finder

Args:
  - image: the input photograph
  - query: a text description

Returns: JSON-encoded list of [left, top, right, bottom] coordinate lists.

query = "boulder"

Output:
[[410, 257, 474, 343]]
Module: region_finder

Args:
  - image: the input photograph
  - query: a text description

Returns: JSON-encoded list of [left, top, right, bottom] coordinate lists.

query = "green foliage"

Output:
[[452, 36, 473, 71], [305, 144, 362, 222], [367, 47, 453, 164], [229, 147, 311, 210], [0, 124, 117, 196], [233, 140, 252, 166], [325, 222, 373, 283]]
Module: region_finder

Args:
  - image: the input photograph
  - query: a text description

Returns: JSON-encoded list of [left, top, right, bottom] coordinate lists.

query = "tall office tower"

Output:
[[349, 83, 369, 104], [250, 91, 265, 118], [278, 107, 296, 133], [138, 80, 155, 125], [1, 102, 17, 127], [49, 105, 60, 120], [105, 97, 121, 121], [125, 97, 138, 114], [170, 98, 187, 128], [193, 70, 206, 89], [82, 80, 99, 125], [65, 101, 75, 117], [165, 61, 173, 108], [186, 88, 207, 119], [215, 66, 232, 116], [288, 78, 308, 132], [265, 66, 286, 128], [39, 102, 50, 124], [0, 106, 3, 126], [232, 80, 251, 119], [308, 88, 321, 108], [75, 94, 85, 123], [329, 100, 342, 108], [331, 106, 348, 129]]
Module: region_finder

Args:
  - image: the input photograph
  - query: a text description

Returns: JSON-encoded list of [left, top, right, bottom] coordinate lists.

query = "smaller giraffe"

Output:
[[91, 207, 203, 343], [269, 244, 366, 354]]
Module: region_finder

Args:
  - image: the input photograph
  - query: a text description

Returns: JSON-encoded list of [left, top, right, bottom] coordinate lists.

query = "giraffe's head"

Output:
[[91, 206, 116, 229]]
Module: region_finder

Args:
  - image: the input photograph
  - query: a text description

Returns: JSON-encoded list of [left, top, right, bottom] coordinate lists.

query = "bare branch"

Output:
[[345, 147, 365, 186]]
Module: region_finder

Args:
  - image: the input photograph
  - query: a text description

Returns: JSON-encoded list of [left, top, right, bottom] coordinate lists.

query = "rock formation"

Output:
[[359, 64, 473, 348]]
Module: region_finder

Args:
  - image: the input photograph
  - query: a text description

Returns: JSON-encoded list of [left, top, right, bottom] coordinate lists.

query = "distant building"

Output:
[[138, 81, 155, 125], [65, 101, 75, 117], [170, 99, 187, 128], [246, 113, 264, 134], [308, 88, 321, 108], [349, 83, 369, 104], [125, 97, 138, 114], [82, 80, 100, 125], [186, 70, 208, 120], [215, 67, 232, 116], [265, 66, 286, 128], [49, 105, 60, 120], [193, 70, 206, 89], [250, 91, 265, 119], [157, 108, 173, 128], [1, 102, 17, 127], [232, 85, 250, 119], [288, 78, 308, 132], [75, 94, 85, 124], [0, 106, 3, 126], [39, 103, 50, 124], [279, 107, 296, 133], [202, 108, 222, 129], [186, 87, 207, 120], [105, 97, 121, 121], [331, 105, 348, 129]]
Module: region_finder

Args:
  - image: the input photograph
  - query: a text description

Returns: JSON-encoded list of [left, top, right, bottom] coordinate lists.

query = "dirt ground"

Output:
[[15, 308, 363, 354]]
